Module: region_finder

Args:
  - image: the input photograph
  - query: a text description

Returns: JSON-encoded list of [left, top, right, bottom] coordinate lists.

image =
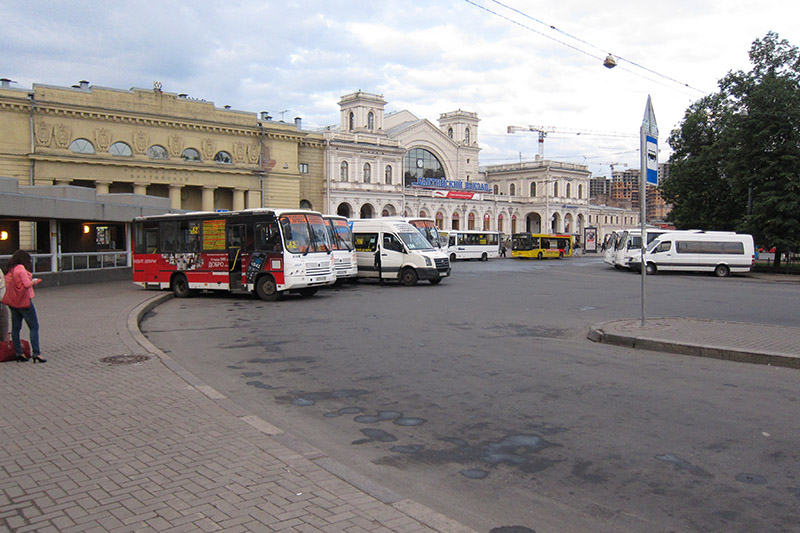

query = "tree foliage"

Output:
[[662, 32, 800, 265]]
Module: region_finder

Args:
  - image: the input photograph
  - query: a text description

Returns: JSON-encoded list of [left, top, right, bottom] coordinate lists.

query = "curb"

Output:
[[587, 324, 800, 370], [128, 290, 478, 533]]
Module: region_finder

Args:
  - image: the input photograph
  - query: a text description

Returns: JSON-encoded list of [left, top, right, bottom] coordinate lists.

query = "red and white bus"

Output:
[[133, 209, 336, 300]]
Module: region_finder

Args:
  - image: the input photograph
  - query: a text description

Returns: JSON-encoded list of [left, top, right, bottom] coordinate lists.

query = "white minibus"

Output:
[[380, 217, 444, 250], [445, 230, 501, 261], [634, 232, 755, 277], [323, 215, 358, 285], [614, 228, 677, 270], [350, 219, 451, 285]]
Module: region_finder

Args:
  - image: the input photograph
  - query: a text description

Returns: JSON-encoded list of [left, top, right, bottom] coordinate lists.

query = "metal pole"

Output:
[[639, 126, 647, 326]]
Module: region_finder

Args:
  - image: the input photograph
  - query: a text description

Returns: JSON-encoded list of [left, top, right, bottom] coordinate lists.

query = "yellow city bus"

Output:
[[511, 233, 574, 259]]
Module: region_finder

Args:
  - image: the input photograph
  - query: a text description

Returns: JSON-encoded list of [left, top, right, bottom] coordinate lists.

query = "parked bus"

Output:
[[633, 231, 754, 277], [351, 219, 450, 285], [615, 228, 708, 270], [133, 208, 336, 300], [511, 233, 573, 259], [323, 215, 358, 285], [380, 217, 443, 249], [602, 231, 623, 266], [445, 230, 501, 261]]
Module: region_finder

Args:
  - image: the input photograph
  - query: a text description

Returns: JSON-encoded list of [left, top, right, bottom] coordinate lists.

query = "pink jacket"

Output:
[[2, 265, 36, 308]]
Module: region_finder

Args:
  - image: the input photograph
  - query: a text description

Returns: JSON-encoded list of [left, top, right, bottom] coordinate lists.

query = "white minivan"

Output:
[[634, 231, 755, 277], [350, 219, 451, 285]]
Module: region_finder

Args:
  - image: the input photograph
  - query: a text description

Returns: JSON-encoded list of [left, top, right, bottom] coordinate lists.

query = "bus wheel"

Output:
[[400, 267, 418, 286], [714, 264, 730, 278], [298, 287, 318, 297], [256, 275, 281, 301], [646, 263, 657, 275], [171, 274, 193, 298], [481, 252, 488, 261], [450, 253, 457, 262], [537, 252, 543, 260]]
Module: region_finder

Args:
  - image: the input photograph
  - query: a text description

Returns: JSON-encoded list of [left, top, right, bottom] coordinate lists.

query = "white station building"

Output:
[[323, 91, 639, 247]]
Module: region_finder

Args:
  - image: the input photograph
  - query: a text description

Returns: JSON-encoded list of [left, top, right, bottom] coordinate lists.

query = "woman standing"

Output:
[[3, 250, 45, 363]]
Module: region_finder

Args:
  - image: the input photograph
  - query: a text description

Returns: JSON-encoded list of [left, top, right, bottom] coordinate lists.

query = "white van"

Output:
[[614, 228, 678, 270], [634, 232, 755, 277], [351, 219, 451, 285]]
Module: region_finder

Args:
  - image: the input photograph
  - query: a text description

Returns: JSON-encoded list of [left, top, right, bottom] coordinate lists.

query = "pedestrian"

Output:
[[500, 244, 507, 258], [2, 250, 45, 363], [0, 267, 9, 341]]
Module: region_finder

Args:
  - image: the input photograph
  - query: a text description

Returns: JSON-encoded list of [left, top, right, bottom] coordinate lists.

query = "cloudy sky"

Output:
[[3, 0, 797, 177]]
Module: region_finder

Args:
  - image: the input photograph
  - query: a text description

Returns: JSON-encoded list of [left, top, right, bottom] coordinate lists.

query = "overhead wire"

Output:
[[464, 0, 708, 96]]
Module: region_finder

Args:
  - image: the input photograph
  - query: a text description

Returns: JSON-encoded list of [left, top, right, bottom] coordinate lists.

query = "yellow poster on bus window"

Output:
[[202, 219, 226, 250]]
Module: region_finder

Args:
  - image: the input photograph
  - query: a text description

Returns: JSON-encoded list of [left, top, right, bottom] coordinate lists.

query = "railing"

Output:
[[0, 251, 130, 275]]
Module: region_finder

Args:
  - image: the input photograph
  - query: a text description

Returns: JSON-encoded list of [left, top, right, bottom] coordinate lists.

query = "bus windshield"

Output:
[[279, 214, 331, 254], [326, 219, 354, 250], [408, 220, 441, 248], [398, 231, 434, 251]]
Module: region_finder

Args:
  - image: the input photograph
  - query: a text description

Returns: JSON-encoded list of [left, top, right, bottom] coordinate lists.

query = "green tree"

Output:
[[663, 32, 800, 269]]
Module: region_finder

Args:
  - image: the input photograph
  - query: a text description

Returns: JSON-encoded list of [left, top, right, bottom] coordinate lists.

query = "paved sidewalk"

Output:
[[588, 317, 800, 369], [0, 282, 475, 533]]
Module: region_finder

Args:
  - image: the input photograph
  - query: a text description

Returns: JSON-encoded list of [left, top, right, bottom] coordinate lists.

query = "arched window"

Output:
[[403, 148, 445, 187], [553, 182, 559, 197], [468, 212, 475, 230], [530, 182, 537, 197], [109, 142, 132, 156], [448, 127, 453, 139], [493, 184, 499, 194], [340, 161, 349, 182], [349, 112, 355, 131], [464, 127, 471, 144], [435, 211, 444, 229], [214, 151, 232, 164], [69, 138, 95, 154], [367, 111, 374, 130], [578, 184, 583, 198], [511, 214, 517, 234], [498, 214, 504, 232], [182, 148, 201, 161], [419, 209, 428, 218], [300, 199, 312, 209], [452, 211, 460, 230], [566, 183, 571, 198], [363, 163, 371, 183], [509, 183, 516, 196], [385, 165, 392, 184], [483, 213, 490, 230], [147, 145, 168, 159]]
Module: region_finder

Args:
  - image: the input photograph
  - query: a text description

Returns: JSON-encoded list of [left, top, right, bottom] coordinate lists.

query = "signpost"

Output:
[[640, 96, 658, 326]]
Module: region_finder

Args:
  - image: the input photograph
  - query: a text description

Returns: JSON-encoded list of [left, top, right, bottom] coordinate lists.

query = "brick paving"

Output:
[[0, 282, 475, 533]]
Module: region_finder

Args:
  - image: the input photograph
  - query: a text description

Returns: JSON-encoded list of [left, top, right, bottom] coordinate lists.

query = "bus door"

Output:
[[227, 223, 245, 290], [380, 232, 405, 278]]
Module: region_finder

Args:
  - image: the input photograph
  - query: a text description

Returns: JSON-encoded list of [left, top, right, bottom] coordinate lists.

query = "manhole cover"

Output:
[[100, 355, 151, 365]]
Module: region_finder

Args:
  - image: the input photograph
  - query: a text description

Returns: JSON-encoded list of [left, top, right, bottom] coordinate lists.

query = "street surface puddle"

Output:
[[324, 407, 364, 418], [246, 380, 274, 390], [278, 389, 370, 406], [736, 472, 766, 485], [353, 428, 397, 444]]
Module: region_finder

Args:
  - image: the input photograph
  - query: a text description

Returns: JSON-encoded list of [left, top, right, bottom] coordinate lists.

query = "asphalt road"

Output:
[[141, 256, 800, 533]]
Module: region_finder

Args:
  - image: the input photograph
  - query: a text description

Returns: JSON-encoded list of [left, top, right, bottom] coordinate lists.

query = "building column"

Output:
[[95, 181, 111, 195], [169, 185, 183, 210], [246, 189, 261, 209], [202, 186, 216, 212], [133, 183, 148, 196], [233, 188, 246, 211]]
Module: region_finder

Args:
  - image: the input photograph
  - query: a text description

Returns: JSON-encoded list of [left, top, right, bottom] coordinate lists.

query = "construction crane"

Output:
[[507, 125, 639, 160]]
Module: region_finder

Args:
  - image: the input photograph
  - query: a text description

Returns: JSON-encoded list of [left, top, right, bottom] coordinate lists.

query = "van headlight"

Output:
[[424, 256, 432, 266]]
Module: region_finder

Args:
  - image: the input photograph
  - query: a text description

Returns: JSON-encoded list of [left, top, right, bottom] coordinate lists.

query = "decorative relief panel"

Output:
[[233, 142, 247, 163], [168, 134, 184, 157], [246, 144, 260, 164], [35, 122, 53, 147], [201, 138, 216, 159], [94, 128, 112, 151], [132, 131, 149, 154], [54, 124, 72, 148]]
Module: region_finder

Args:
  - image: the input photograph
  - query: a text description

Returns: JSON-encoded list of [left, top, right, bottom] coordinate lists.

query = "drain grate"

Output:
[[100, 354, 151, 365]]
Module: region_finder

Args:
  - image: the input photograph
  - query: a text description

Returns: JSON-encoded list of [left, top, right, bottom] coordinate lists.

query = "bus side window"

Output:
[[354, 233, 377, 252], [255, 222, 282, 252], [656, 241, 671, 253], [160, 221, 177, 253]]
